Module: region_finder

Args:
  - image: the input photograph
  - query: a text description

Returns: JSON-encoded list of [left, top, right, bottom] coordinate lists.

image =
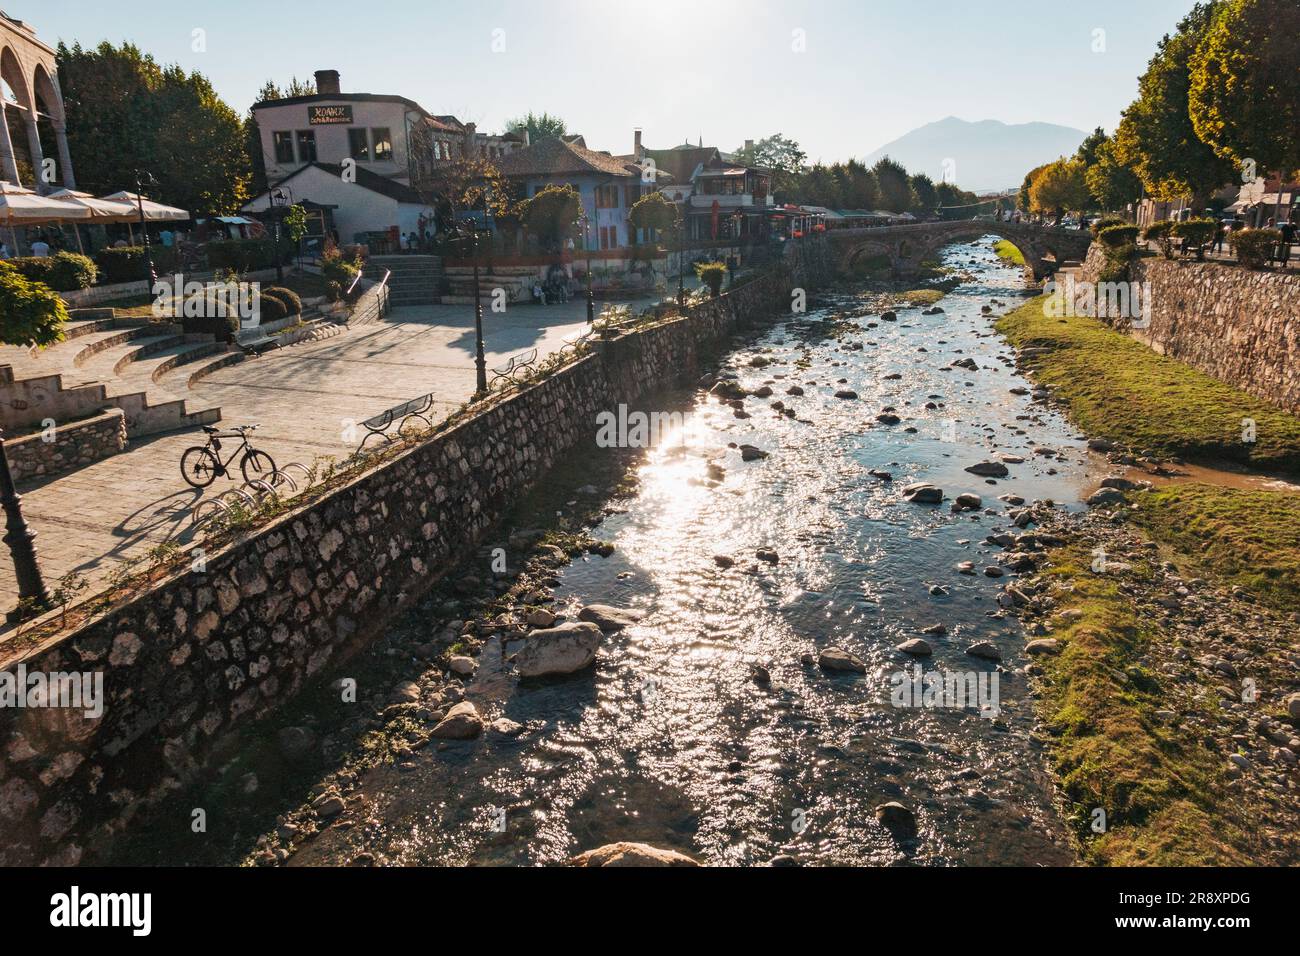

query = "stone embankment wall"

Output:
[[0, 238, 832, 865], [1080, 244, 1300, 414], [3, 409, 128, 482]]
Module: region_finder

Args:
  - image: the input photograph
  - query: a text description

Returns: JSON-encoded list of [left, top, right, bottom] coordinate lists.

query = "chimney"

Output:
[[634, 128, 644, 161], [465, 122, 478, 158], [314, 70, 341, 95], [744, 139, 754, 152]]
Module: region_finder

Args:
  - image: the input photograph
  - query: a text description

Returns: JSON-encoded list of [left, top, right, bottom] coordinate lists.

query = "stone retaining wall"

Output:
[[3, 409, 128, 483], [1079, 246, 1300, 414], [0, 239, 829, 865]]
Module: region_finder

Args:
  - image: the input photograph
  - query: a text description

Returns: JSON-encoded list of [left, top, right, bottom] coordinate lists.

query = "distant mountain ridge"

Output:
[[862, 117, 1088, 194]]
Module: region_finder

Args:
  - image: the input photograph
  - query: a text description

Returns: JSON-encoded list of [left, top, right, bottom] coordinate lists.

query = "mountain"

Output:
[[861, 117, 1088, 194]]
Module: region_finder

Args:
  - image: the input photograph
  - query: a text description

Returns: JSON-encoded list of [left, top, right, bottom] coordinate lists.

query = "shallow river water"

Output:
[[293, 238, 1128, 867]]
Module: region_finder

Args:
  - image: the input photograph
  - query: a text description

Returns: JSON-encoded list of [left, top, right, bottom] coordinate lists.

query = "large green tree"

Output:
[[909, 172, 938, 215], [1112, 3, 1233, 207], [520, 184, 581, 252], [57, 42, 249, 215], [732, 134, 807, 201], [1188, 0, 1300, 203], [872, 157, 914, 213], [1085, 137, 1144, 212], [1029, 158, 1090, 222], [505, 111, 568, 144]]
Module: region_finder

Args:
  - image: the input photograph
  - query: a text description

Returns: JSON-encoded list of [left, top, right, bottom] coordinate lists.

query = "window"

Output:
[[595, 185, 619, 209], [273, 131, 295, 164], [624, 185, 640, 208], [372, 128, 393, 161], [348, 128, 370, 162], [295, 130, 317, 163]]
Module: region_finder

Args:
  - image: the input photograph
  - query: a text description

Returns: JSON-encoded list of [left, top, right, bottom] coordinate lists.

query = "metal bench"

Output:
[[490, 348, 538, 387], [239, 334, 282, 355], [356, 392, 435, 454], [559, 328, 594, 355]]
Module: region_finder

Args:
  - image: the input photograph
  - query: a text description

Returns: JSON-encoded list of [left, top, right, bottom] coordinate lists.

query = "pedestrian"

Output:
[[1213, 219, 1226, 254], [30, 234, 50, 257], [1279, 217, 1296, 268], [0, 240, 11, 259]]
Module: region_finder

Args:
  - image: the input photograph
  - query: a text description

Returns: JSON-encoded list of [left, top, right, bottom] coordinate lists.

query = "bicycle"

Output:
[[180, 425, 277, 489]]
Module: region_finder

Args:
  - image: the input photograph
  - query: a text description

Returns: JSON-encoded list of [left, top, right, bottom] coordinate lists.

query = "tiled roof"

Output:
[[496, 138, 638, 179]]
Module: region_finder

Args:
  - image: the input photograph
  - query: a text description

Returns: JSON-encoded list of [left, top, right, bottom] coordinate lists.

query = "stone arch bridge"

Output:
[[827, 220, 1094, 281]]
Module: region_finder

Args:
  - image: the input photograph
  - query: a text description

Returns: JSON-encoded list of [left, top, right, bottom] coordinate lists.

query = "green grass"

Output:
[[1032, 543, 1255, 865], [996, 297, 1300, 473], [992, 239, 1025, 266], [890, 289, 945, 307], [1130, 483, 1300, 614]]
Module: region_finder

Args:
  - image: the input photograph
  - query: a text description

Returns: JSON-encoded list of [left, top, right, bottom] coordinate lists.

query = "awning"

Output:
[[0, 186, 93, 225], [100, 191, 189, 221], [45, 189, 137, 221]]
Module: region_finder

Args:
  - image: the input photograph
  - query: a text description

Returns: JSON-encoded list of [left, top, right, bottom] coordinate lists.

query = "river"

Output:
[[267, 237, 1148, 868]]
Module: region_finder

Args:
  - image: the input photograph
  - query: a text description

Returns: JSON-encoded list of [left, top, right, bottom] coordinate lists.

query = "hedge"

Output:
[[1229, 228, 1283, 270], [1098, 224, 1140, 248], [207, 239, 292, 273], [95, 246, 148, 284], [1090, 217, 1127, 238], [262, 285, 301, 315], [0, 262, 69, 348]]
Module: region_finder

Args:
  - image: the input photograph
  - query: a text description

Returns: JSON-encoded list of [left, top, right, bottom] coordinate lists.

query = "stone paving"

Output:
[[0, 296, 607, 622]]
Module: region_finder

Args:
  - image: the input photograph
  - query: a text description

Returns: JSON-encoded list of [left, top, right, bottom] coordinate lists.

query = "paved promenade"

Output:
[[1, 297, 601, 622]]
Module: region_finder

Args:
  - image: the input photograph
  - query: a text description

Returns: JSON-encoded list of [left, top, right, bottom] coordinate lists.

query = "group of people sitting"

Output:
[[531, 273, 571, 304]]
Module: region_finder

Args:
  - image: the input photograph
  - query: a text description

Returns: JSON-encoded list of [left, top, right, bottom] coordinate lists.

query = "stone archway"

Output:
[[1, 44, 32, 184], [30, 63, 70, 188]]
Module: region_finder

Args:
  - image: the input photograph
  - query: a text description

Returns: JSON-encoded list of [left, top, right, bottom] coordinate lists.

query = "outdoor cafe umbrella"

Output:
[[45, 189, 136, 253], [0, 182, 91, 252], [100, 190, 189, 247]]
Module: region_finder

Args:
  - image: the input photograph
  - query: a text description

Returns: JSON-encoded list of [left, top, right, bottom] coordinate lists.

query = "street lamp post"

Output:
[[0, 428, 49, 622], [270, 188, 288, 284], [676, 217, 686, 308], [134, 169, 157, 287], [578, 209, 594, 324], [459, 219, 488, 397]]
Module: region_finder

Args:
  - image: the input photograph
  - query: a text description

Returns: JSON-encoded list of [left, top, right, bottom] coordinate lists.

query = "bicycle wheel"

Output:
[[240, 448, 277, 484], [181, 447, 220, 488]]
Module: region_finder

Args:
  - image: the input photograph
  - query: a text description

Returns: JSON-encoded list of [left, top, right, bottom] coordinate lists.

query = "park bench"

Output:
[[355, 392, 436, 453], [559, 327, 594, 355], [490, 348, 538, 387]]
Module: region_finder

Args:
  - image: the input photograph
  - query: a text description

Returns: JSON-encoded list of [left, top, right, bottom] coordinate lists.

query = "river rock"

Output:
[[567, 842, 698, 867], [1087, 488, 1126, 507], [834, 389, 859, 400], [965, 461, 1009, 478], [277, 726, 317, 763], [818, 648, 867, 673], [449, 655, 476, 676], [515, 621, 604, 677], [525, 607, 557, 628], [1286, 694, 1300, 719], [902, 482, 943, 504], [1025, 639, 1062, 656], [312, 792, 346, 818], [897, 638, 933, 656], [876, 412, 901, 425], [578, 604, 645, 632], [966, 641, 1001, 660], [713, 554, 735, 568], [740, 444, 769, 462], [952, 493, 982, 512], [430, 701, 484, 739], [874, 802, 918, 837], [392, 681, 421, 703]]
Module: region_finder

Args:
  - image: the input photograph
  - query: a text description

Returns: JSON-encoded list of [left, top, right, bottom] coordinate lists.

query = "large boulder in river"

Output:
[[902, 482, 943, 504], [567, 842, 699, 867], [818, 647, 867, 673], [515, 622, 603, 677], [965, 461, 1009, 478], [430, 701, 484, 740], [577, 604, 645, 633]]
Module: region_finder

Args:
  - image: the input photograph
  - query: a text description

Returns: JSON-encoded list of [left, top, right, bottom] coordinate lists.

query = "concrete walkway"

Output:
[[1, 296, 613, 622]]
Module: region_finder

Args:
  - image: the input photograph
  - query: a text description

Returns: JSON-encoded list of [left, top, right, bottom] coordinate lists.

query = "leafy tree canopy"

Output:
[[520, 184, 581, 252], [505, 111, 568, 144]]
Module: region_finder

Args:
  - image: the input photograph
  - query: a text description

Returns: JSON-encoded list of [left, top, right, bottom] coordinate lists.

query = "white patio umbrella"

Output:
[[0, 184, 91, 253], [46, 189, 137, 253], [100, 191, 188, 248]]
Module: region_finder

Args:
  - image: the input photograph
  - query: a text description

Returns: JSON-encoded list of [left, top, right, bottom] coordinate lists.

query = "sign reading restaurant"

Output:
[[309, 105, 353, 125]]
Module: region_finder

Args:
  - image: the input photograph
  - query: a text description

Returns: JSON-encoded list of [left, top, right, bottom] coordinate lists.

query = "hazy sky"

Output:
[[24, 0, 1199, 160]]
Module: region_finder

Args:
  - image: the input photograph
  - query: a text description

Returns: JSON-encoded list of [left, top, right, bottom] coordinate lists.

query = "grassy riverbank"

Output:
[[996, 298, 1300, 473], [992, 239, 1025, 266]]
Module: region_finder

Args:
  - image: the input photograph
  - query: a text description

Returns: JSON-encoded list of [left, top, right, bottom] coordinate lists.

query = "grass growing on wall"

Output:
[[996, 298, 1300, 473], [992, 239, 1025, 265]]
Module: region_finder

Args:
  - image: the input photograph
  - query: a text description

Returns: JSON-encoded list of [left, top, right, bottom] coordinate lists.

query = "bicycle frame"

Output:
[[206, 432, 255, 473]]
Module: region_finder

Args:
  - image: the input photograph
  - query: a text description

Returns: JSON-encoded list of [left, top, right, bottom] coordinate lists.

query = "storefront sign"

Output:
[[309, 105, 353, 125]]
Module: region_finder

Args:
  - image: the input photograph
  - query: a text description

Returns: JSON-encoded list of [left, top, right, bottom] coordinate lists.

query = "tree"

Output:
[[872, 157, 914, 213], [909, 173, 938, 216], [1029, 158, 1090, 222], [505, 111, 568, 144], [628, 191, 679, 239], [732, 134, 807, 201], [1019, 164, 1048, 212], [409, 123, 515, 233], [1112, 3, 1233, 207], [841, 159, 879, 210], [1075, 126, 1108, 167], [519, 184, 581, 252], [57, 42, 249, 214], [1085, 138, 1143, 212], [1189, 0, 1300, 214]]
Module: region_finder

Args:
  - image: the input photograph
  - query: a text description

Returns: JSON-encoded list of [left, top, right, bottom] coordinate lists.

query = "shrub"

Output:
[[259, 288, 290, 316], [1090, 217, 1127, 238], [0, 263, 69, 348], [262, 285, 301, 315], [694, 260, 727, 297], [1171, 219, 1217, 260], [95, 246, 147, 284], [325, 280, 342, 303], [1142, 220, 1178, 259], [206, 239, 289, 273], [320, 246, 362, 286], [255, 291, 288, 322], [1098, 224, 1140, 248], [5, 257, 54, 284], [46, 252, 98, 291], [1229, 228, 1282, 270]]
